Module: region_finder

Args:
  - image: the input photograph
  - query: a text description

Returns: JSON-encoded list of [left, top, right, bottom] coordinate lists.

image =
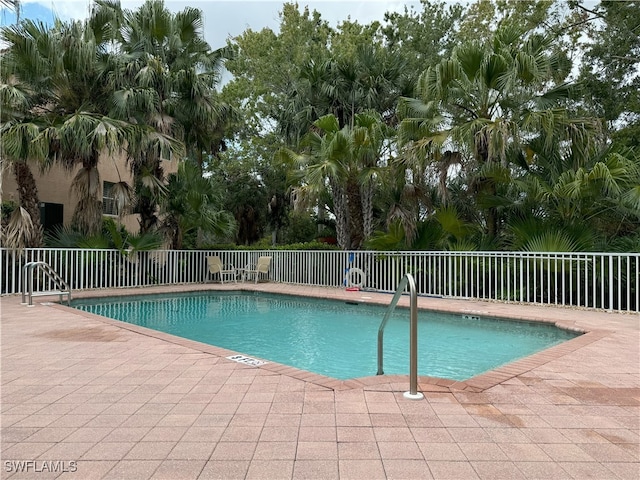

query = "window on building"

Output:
[[102, 181, 117, 216]]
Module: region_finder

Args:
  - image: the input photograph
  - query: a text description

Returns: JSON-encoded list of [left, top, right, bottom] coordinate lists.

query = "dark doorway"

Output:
[[39, 202, 63, 234]]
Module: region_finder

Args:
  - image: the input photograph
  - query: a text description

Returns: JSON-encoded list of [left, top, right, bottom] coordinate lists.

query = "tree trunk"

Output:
[[345, 177, 364, 250], [360, 179, 374, 242], [330, 179, 349, 249], [486, 188, 498, 240], [174, 224, 183, 250], [474, 131, 499, 240], [138, 195, 159, 234], [137, 156, 164, 234], [12, 161, 44, 247], [70, 154, 103, 236]]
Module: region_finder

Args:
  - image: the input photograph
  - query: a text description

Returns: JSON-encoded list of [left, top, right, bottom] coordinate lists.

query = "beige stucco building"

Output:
[[1, 151, 179, 235]]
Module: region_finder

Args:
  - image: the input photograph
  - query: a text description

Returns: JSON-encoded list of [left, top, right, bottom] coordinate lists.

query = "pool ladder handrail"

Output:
[[21, 261, 71, 307], [377, 273, 423, 400]]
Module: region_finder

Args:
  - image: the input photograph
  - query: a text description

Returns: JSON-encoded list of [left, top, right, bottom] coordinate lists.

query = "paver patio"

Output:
[[1, 283, 638, 479]]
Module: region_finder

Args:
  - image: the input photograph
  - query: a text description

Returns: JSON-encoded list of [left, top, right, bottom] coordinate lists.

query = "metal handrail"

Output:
[[21, 261, 71, 307], [377, 273, 423, 399]]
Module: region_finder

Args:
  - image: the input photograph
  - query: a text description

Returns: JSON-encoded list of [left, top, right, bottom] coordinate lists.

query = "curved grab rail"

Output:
[[377, 273, 422, 399], [21, 261, 71, 306]]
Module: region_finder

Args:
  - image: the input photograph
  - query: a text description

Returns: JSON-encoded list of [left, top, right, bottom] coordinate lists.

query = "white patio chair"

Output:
[[206, 256, 237, 283], [242, 256, 272, 284]]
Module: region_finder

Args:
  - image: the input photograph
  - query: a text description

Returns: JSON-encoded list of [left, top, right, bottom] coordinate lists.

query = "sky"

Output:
[[0, 0, 425, 50]]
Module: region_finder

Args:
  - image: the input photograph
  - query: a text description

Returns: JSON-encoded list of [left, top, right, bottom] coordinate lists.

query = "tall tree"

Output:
[[216, 3, 335, 243], [96, 0, 232, 232], [0, 17, 132, 238], [457, 0, 551, 41], [577, 0, 640, 148], [398, 25, 600, 244], [222, 2, 332, 143], [159, 161, 235, 249], [381, 0, 464, 91], [273, 41, 410, 159], [0, 33, 45, 248], [286, 112, 390, 250], [0, 5, 47, 249]]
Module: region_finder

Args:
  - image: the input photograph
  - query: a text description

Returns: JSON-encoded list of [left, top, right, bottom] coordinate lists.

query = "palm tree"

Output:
[[159, 161, 235, 249], [0, 16, 141, 237], [0, 129, 46, 249], [0, 18, 57, 248], [0, 2, 48, 249], [278, 43, 409, 146], [287, 111, 389, 250], [0, 61, 45, 248], [398, 25, 599, 244], [506, 141, 640, 251], [104, 0, 233, 232], [2, 0, 231, 243]]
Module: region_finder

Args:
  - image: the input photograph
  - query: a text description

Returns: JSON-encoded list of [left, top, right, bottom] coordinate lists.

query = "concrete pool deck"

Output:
[[1, 283, 638, 479]]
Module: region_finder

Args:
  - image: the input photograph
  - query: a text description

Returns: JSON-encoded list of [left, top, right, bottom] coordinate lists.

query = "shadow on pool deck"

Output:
[[2, 283, 639, 480]]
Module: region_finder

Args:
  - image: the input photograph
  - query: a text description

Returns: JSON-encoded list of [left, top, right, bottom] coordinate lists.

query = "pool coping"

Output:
[[51, 283, 614, 395]]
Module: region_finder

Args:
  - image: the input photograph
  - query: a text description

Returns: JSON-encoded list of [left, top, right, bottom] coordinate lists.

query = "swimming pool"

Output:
[[71, 291, 580, 381]]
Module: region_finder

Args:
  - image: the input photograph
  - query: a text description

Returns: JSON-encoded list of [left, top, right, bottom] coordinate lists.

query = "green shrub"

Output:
[[281, 212, 318, 244]]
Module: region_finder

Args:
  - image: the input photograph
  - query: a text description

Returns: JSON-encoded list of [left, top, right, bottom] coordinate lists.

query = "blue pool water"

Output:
[[71, 291, 579, 381]]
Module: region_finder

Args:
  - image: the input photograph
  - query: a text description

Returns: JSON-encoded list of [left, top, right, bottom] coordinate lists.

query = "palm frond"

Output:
[[71, 196, 103, 236], [453, 42, 485, 82], [44, 224, 84, 247], [109, 180, 133, 217], [137, 166, 168, 196], [435, 205, 474, 241], [71, 165, 101, 199], [622, 185, 640, 213], [2, 206, 40, 251], [0, 121, 45, 160], [126, 231, 164, 251], [523, 230, 579, 253], [313, 114, 340, 134]]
